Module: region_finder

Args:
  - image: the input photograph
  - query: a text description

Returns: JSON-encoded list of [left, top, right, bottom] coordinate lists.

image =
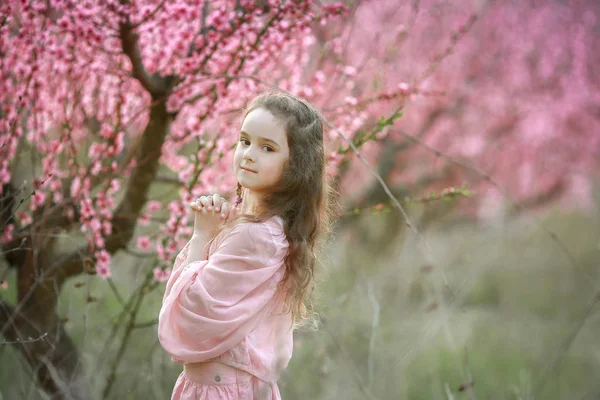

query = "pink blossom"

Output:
[[94, 250, 112, 278], [137, 236, 152, 251], [96, 264, 111, 279], [79, 198, 95, 219], [398, 82, 410, 94], [139, 212, 151, 226], [342, 65, 357, 76], [0, 0, 597, 283], [1, 224, 14, 244], [96, 249, 111, 264], [31, 191, 45, 208], [156, 243, 169, 262], [70, 178, 82, 198], [167, 200, 185, 217], [18, 212, 33, 226], [88, 143, 105, 159], [109, 179, 120, 193], [344, 96, 358, 106], [102, 221, 112, 236], [147, 200, 162, 213], [95, 235, 105, 249], [178, 164, 194, 183], [0, 167, 10, 184], [99, 125, 113, 139], [91, 161, 102, 176], [153, 267, 171, 282], [89, 218, 101, 232]]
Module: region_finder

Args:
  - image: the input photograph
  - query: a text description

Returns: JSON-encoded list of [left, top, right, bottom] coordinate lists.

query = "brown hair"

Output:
[[217, 92, 338, 328]]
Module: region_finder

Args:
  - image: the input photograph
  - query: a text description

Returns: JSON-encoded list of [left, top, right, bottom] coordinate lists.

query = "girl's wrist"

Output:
[[188, 232, 210, 262]]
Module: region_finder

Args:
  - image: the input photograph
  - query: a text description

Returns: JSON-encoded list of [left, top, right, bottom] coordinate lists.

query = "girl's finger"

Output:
[[200, 196, 212, 211], [220, 202, 230, 219], [212, 193, 221, 212]]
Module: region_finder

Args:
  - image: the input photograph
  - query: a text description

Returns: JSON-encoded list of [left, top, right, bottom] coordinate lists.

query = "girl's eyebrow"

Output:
[[239, 131, 280, 149]]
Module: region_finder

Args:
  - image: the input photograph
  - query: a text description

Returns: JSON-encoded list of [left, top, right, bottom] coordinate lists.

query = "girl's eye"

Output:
[[240, 139, 250, 146], [262, 146, 274, 152]]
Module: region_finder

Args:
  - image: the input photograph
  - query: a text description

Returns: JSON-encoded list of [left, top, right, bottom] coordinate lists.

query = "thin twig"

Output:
[[102, 274, 157, 399], [366, 279, 380, 389], [107, 278, 126, 309], [532, 290, 600, 395], [0, 332, 48, 345], [324, 329, 381, 400], [132, 318, 158, 329]]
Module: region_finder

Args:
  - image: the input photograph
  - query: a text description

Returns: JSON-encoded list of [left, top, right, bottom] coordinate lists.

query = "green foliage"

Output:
[[338, 111, 403, 155]]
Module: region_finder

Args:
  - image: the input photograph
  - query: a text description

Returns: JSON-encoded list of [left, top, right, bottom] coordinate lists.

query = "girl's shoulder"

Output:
[[206, 217, 286, 263], [232, 216, 285, 243], [212, 216, 286, 253]]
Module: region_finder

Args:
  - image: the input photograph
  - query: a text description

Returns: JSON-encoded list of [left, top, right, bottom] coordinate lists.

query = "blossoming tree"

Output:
[[1, 0, 598, 398]]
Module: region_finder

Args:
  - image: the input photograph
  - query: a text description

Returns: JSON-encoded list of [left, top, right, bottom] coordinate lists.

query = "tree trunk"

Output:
[[0, 97, 174, 400], [0, 300, 90, 399]]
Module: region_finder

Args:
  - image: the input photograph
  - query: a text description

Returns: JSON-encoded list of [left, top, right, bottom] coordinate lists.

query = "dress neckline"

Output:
[[272, 215, 284, 227]]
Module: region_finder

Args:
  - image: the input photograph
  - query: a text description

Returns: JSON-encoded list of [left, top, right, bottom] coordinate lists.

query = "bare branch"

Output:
[[186, 0, 210, 57], [102, 275, 158, 399], [132, 319, 158, 329], [366, 280, 380, 389], [1, 332, 48, 345], [324, 328, 381, 400], [533, 291, 600, 395], [131, 0, 169, 29], [394, 128, 598, 287], [107, 278, 126, 309]]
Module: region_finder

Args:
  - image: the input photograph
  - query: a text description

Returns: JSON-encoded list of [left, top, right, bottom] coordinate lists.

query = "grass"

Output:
[[1, 203, 599, 399]]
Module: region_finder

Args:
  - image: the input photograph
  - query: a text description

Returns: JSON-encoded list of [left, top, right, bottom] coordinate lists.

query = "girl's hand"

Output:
[[190, 194, 236, 237]]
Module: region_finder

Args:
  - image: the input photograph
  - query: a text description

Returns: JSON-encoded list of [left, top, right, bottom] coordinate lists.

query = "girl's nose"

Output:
[[243, 147, 255, 162]]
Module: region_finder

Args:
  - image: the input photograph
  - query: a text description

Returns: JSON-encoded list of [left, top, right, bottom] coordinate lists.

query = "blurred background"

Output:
[[1, 0, 599, 399]]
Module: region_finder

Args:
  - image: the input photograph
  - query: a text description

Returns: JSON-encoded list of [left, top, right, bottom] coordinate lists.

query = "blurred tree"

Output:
[[0, 0, 599, 398]]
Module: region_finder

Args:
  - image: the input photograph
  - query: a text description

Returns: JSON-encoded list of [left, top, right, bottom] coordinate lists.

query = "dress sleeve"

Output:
[[162, 240, 192, 300], [157, 221, 287, 364]]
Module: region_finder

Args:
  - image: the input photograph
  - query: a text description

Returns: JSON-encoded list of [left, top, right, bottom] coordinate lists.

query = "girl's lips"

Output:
[[241, 166, 257, 173]]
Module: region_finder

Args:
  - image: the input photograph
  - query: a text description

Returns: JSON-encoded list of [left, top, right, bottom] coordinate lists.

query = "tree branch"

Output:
[[119, 21, 164, 96], [52, 100, 174, 284], [0, 299, 89, 398]]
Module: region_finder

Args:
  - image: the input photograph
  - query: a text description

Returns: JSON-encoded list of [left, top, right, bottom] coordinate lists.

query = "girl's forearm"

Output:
[[185, 233, 210, 265]]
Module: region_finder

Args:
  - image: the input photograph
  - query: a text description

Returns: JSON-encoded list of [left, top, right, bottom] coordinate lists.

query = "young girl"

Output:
[[158, 92, 336, 399]]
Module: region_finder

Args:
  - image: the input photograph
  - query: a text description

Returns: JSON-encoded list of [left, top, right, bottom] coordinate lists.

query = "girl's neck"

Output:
[[239, 189, 262, 215]]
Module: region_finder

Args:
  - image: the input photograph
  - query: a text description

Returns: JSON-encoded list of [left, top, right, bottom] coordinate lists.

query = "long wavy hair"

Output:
[[215, 92, 338, 328]]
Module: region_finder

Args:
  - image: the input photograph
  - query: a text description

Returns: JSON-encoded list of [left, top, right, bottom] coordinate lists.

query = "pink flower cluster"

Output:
[[1, 0, 598, 288]]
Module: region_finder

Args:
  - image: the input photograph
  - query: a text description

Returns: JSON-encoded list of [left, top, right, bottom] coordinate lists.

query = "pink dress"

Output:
[[158, 216, 293, 400]]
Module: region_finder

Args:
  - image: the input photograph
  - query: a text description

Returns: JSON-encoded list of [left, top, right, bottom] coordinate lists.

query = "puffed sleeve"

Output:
[[157, 220, 288, 363], [163, 240, 192, 299]]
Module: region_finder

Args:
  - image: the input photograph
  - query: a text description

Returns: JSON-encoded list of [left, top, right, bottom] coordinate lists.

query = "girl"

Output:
[[158, 92, 337, 399]]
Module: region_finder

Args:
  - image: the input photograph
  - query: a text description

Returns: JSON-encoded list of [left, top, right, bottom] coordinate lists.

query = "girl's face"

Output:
[[234, 107, 290, 196]]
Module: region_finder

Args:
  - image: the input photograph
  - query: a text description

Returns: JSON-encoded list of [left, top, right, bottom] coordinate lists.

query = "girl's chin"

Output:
[[238, 182, 270, 194], [237, 179, 257, 190]]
